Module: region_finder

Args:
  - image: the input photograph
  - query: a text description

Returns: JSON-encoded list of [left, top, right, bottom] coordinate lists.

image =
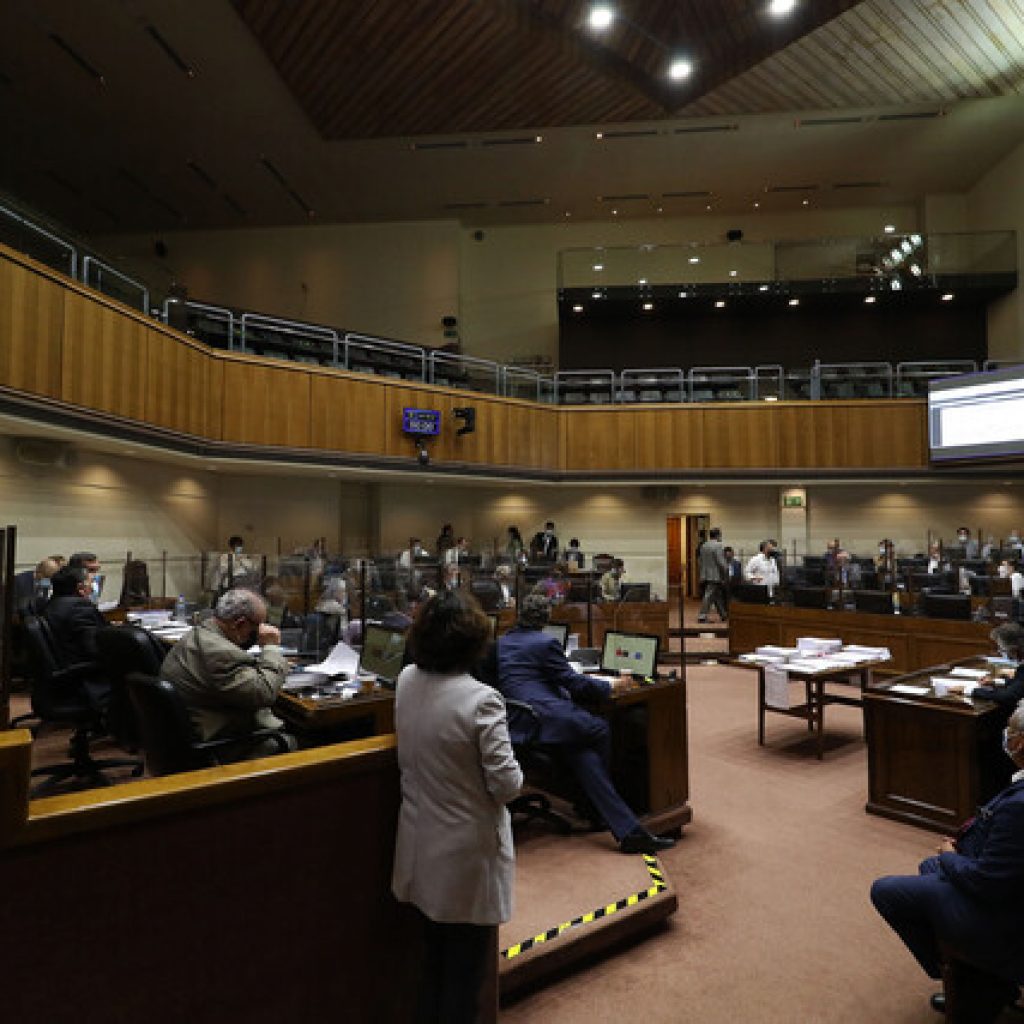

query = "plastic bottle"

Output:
[[892, 588, 901, 616], [174, 594, 188, 622]]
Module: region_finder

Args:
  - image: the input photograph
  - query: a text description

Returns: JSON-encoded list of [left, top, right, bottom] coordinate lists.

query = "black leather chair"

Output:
[[94, 625, 168, 750], [21, 616, 143, 797], [504, 698, 572, 835], [125, 672, 292, 776]]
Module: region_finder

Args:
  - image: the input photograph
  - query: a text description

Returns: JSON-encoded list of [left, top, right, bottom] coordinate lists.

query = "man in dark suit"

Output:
[[871, 700, 1024, 1020], [43, 566, 111, 707], [496, 594, 674, 855], [529, 521, 559, 562]]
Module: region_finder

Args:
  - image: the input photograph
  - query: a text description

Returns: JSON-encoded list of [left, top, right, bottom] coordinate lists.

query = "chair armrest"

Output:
[[193, 728, 292, 757]]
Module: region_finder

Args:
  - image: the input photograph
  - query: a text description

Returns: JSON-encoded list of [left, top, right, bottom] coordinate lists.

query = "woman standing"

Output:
[[392, 591, 522, 1023]]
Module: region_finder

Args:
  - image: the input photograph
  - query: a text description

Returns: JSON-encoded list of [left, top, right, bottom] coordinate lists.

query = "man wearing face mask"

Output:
[[44, 566, 112, 707], [215, 535, 257, 593], [160, 588, 296, 760], [955, 527, 979, 560], [68, 551, 104, 604], [971, 623, 1024, 718], [870, 702, 1024, 1021], [530, 521, 559, 563]]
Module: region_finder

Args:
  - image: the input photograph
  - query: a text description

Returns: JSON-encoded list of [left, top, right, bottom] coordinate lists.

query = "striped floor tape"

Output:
[[502, 854, 668, 961]]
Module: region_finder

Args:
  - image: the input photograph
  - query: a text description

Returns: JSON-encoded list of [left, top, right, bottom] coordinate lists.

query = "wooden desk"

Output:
[[603, 675, 690, 835], [275, 685, 394, 737], [729, 602, 991, 676], [736, 657, 887, 760], [497, 600, 670, 652], [863, 661, 1009, 834]]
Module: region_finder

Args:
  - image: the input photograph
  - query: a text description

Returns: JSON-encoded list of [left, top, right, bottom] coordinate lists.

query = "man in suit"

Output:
[[871, 701, 1024, 1020], [44, 566, 111, 707], [698, 527, 728, 623], [530, 521, 559, 562], [833, 549, 862, 589], [13, 556, 61, 612], [496, 594, 674, 855], [160, 588, 295, 760]]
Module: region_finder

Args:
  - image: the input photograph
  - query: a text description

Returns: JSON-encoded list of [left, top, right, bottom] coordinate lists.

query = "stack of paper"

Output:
[[842, 644, 891, 661], [797, 637, 843, 655], [756, 645, 800, 658], [949, 667, 989, 680], [931, 676, 980, 698]]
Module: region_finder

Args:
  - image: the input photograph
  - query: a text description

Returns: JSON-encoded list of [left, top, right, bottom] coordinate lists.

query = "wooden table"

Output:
[[729, 601, 991, 676], [863, 659, 1009, 834], [276, 686, 395, 738], [736, 657, 888, 760], [497, 600, 670, 652]]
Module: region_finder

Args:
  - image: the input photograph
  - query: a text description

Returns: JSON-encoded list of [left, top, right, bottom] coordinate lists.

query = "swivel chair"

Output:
[[94, 625, 168, 750], [504, 698, 572, 835], [21, 616, 143, 797], [125, 672, 292, 776]]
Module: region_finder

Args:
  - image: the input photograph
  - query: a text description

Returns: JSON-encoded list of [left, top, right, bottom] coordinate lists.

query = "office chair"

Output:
[[125, 672, 292, 776], [94, 625, 168, 750], [21, 616, 143, 797], [470, 578, 501, 612], [503, 698, 572, 835]]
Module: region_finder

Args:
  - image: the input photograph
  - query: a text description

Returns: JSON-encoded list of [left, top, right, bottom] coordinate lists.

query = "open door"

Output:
[[667, 513, 711, 601]]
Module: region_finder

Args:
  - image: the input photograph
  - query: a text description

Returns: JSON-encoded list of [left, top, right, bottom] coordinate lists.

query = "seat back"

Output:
[[21, 615, 93, 722], [95, 626, 167, 746], [125, 672, 206, 776]]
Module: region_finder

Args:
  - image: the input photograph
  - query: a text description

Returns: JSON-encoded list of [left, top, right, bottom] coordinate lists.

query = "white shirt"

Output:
[[744, 552, 779, 587], [1012, 572, 1024, 599]]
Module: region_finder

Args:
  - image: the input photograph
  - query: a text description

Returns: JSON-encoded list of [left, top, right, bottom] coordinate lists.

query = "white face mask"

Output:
[[233, 545, 243, 554], [1000, 564, 1011, 579]]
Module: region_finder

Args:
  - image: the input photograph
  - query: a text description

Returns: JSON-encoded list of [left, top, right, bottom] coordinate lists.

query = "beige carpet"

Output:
[[500, 663, 980, 1023]]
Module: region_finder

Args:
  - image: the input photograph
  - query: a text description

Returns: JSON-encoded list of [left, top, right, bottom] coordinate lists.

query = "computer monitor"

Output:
[[961, 558, 989, 574], [911, 571, 955, 594], [733, 583, 771, 605], [921, 592, 972, 621], [853, 589, 895, 615], [791, 586, 830, 610], [359, 624, 407, 686], [600, 631, 659, 677], [542, 622, 569, 649], [621, 583, 651, 603]]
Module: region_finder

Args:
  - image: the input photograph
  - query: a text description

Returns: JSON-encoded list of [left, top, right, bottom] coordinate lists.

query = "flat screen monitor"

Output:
[[733, 583, 771, 605], [929, 364, 1024, 463], [542, 622, 569, 649], [621, 583, 651, 603], [791, 586, 830, 609], [911, 571, 955, 594], [600, 631, 659, 677], [921, 592, 972, 621], [359, 624, 407, 684], [854, 589, 895, 615]]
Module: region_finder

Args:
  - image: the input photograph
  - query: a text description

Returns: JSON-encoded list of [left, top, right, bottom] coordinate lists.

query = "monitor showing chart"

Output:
[[600, 631, 659, 676], [360, 625, 407, 683]]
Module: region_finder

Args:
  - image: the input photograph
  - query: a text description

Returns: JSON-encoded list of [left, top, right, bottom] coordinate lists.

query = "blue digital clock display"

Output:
[[402, 407, 441, 436]]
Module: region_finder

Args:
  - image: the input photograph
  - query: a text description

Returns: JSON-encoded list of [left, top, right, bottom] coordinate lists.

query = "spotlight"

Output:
[[589, 5, 614, 30], [768, 0, 797, 15], [941, 293, 955, 302], [668, 58, 693, 81]]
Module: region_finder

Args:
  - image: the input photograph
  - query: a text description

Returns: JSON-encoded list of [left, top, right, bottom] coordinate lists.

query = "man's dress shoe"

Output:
[[619, 828, 676, 855]]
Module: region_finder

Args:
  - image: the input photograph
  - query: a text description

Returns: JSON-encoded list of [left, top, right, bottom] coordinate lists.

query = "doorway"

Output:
[[666, 513, 710, 602]]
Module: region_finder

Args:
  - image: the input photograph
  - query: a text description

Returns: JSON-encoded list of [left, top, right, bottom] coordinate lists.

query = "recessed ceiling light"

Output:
[[706, 204, 712, 211], [753, 201, 760, 208], [592, 291, 602, 299], [715, 300, 726, 309], [865, 296, 877, 304], [890, 278, 902, 291], [656, 206, 663, 213], [884, 224, 896, 233], [668, 58, 693, 81], [788, 298, 800, 306], [679, 291, 689, 298], [642, 302, 654, 311], [593, 263, 604, 271], [612, 208, 618, 215], [941, 292, 955, 301], [595, 132, 604, 140], [688, 256, 700, 264], [909, 263, 922, 276], [564, 211, 571, 217], [638, 277, 648, 285], [759, 284, 770, 292], [729, 269, 738, 277], [535, 135, 543, 143], [768, 0, 797, 15], [802, 199, 809, 206], [572, 304, 584, 313], [588, 5, 615, 30]]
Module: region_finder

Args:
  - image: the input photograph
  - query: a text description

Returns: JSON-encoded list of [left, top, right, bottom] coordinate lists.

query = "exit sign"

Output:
[[782, 494, 804, 508]]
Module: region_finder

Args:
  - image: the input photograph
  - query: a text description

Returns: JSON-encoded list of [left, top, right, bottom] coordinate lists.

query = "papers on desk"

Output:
[[949, 667, 989, 680], [755, 646, 799, 659], [796, 637, 843, 655], [303, 641, 361, 678], [889, 683, 931, 696], [985, 656, 1019, 669], [764, 666, 790, 709], [931, 676, 980, 698], [149, 624, 192, 642]]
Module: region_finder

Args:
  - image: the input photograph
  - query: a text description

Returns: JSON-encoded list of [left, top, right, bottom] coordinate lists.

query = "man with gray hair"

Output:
[[160, 588, 295, 761], [871, 700, 1024, 1019]]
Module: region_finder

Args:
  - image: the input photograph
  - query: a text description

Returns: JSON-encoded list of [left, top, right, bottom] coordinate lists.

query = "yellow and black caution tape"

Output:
[[502, 854, 667, 961]]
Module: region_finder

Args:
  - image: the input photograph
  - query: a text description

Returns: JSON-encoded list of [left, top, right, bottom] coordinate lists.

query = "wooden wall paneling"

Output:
[[563, 410, 637, 472], [701, 405, 778, 469], [831, 401, 927, 468], [219, 358, 312, 448], [207, 356, 225, 441], [448, 396, 510, 467], [310, 373, 391, 456], [633, 407, 704, 471], [505, 402, 544, 469], [60, 291, 148, 421], [144, 328, 211, 437], [0, 256, 65, 399], [776, 404, 836, 469]]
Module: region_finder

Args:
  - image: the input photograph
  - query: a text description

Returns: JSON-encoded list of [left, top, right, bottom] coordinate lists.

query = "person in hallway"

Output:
[[160, 588, 296, 760], [435, 523, 455, 559], [391, 590, 522, 1024], [600, 558, 624, 601], [745, 539, 780, 588], [43, 566, 112, 707], [870, 701, 1024, 1022], [698, 527, 728, 623], [997, 557, 1024, 598], [496, 594, 675, 855], [530, 520, 559, 562], [927, 541, 945, 575]]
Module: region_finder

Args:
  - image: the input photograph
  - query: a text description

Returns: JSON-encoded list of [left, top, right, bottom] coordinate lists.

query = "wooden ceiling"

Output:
[[231, 0, 865, 138]]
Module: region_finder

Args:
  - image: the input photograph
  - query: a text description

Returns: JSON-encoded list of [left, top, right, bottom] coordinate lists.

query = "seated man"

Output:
[[13, 556, 61, 612], [44, 566, 112, 707], [600, 559, 624, 602], [496, 594, 674, 855], [870, 702, 1024, 1021], [160, 588, 296, 761]]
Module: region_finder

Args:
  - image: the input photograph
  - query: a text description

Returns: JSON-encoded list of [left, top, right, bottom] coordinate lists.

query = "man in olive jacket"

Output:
[[160, 588, 295, 759]]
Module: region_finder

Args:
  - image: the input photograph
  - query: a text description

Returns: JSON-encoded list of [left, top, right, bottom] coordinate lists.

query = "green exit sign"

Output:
[[783, 495, 804, 508]]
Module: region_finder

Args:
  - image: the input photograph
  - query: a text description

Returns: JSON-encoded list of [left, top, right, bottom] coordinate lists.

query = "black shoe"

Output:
[[929, 992, 945, 1014], [619, 828, 676, 855]]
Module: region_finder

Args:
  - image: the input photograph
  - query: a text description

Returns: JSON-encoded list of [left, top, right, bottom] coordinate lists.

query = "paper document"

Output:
[[303, 641, 361, 677], [949, 667, 988, 680], [764, 665, 790, 709], [889, 684, 930, 696]]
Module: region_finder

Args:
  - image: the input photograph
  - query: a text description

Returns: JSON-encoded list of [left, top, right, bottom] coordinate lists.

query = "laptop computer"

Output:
[[592, 630, 660, 679], [542, 622, 570, 650], [359, 623, 407, 689]]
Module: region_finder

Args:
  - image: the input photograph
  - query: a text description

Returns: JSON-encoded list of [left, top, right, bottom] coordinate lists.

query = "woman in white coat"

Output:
[[392, 590, 523, 1023]]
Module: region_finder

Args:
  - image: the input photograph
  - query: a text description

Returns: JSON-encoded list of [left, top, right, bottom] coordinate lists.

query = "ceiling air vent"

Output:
[[833, 181, 884, 190], [877, 110, 943, 121], [481, 137, 541, 147], [765, 184, 818, 193], [599, 194, 649, 203], [497, 198, 549, 207], [411, 140, 469, 151], [674, 124, 738, 134], [662, 190, 712, 198], [796, 116, 865, 127], [443, 201, 488, 210]]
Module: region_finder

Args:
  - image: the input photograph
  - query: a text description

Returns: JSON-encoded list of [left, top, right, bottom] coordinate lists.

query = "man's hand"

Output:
[[610, 674, 632, 693], [257, 623, 281, 647], [937, 836, 956, 855]]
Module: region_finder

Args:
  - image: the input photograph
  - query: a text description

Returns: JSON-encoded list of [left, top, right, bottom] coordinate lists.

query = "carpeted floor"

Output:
[[500, 663, 988, 1024]]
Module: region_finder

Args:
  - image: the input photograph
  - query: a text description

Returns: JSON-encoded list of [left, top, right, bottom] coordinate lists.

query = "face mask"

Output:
[[233, 545, 243, 554], [999, 564, 1011, 579], [958, 534, 968, 543]]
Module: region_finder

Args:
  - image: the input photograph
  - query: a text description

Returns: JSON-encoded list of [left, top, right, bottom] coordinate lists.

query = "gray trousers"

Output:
[[699, 580, 727, 620]]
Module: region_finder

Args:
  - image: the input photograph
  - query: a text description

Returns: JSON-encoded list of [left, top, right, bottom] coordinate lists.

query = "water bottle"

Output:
[[892, 588, 901, 616], [174, 594, 188, 622]]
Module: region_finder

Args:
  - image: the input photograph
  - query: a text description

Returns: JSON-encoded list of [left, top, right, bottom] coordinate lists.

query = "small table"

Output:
[[737, 657, 889, 760], [276, 687, 395, 738]]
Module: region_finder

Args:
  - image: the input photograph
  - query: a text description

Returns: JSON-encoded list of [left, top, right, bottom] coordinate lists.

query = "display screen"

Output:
[[402, 407, 441, 436], [600, 631, 659, 676], [360, 625, 407, 682], [542, 622, 569, 649], [929, 365, 1024, 462]]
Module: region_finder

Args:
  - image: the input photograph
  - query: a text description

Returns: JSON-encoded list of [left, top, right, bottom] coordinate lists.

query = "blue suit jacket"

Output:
[[496, 628, 611, 746], [972, 665, 1024, 711], [936, 777, 1024, 980]]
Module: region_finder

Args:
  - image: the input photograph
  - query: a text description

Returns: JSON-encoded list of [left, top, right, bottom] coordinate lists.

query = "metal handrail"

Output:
[[501, 365, 544, 401], [0, 200, 77, 278], [688, 365, 755, 402], [162, 298, 236, 346], [428, 350, 501, 393], [240, 312, 339, 360], [753, 364, 784, 401], [619, 367, 686, 403], [342, 332, 427, 380], [812, 360, 894, 399], [81, 255, 149, 313], [554, 369, 617, 404]]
